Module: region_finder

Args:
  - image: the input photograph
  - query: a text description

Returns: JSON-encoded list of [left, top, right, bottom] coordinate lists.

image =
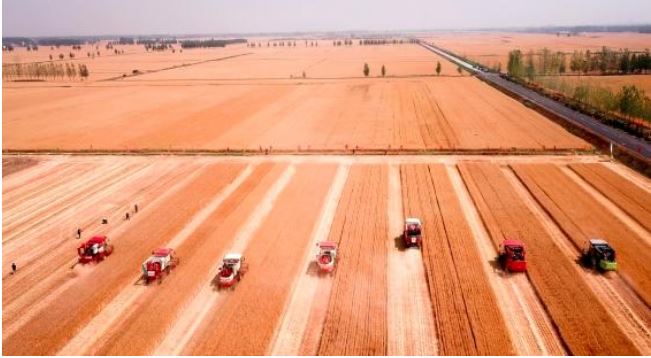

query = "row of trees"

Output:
[[507, 47, 651, 79], [334, 40, 354, 46], [537, 75, 651, 124], [3, 62, 89, 81], [180, 38, 246, 49]]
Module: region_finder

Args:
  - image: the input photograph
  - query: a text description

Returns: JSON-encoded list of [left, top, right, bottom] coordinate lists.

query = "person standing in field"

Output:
[[11, 262, 17, 274], [134, 204, 138, 213], [77, 227, 82, 239]]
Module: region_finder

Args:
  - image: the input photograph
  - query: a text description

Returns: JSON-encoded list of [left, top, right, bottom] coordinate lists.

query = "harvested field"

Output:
[[569, 163, 651, 233], [187, 163, 336, 355], [400, 164, 513, 355], [3, 77, 588, 152], [459, 162, 640, 355], [317, 165, 388, 356], [511, 164, 651, 307], [3, 155, 650, 356], [2, 156, 38, 176]]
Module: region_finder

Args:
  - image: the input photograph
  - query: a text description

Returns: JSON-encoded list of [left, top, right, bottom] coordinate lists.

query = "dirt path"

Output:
[[503, 166, 651, 355], [385, 164, 437, 355], [448, 164, 566, 355], [270, 163, 349, 355], [153, 164, 295, 355]]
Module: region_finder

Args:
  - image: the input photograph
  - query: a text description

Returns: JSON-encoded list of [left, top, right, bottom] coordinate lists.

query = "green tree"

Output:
[[436, 61, 441, 76], [617, 85, 645, 118], [507, 50, 524, 78], [363, 63, 369, 77], [381, 65, 386, 77], [525, 50, 535, 81]]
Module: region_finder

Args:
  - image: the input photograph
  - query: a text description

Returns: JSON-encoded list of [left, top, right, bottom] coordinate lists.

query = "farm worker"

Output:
[[134, 204, 138, 213], [125, 212, 130, 220], [77, 228, 82, 239], [11, 262, 17, 274], [102, 218, 108, 224]]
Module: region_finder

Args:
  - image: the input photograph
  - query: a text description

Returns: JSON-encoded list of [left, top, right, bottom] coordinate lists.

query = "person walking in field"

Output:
[[134, 204, 138, 213], [11, 262, 17, 274], [77, 227, 82, 239], [125, 212, 130, 220]]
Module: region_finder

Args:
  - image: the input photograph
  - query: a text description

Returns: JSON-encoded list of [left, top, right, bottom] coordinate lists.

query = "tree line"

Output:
[[180, 38, 246, 49], [507, 47, 651, 80], [3, 62, 89, 81]]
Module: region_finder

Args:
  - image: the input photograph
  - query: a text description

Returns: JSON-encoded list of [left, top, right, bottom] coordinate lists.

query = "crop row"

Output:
[[458, 162, 638, 355]]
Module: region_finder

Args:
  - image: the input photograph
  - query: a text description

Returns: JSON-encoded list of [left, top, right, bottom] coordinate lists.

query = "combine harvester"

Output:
[[402, 217, 422, 248], [498, 239, 527, 273], [316, 241, 337, 273], [141, 248, 179, 284], [581, 239, 617, 272], [217, 253, 248, 289], [77, 235, 114, 264]]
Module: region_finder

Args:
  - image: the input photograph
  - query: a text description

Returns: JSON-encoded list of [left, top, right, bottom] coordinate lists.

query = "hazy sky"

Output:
[[3, 0, 651, 37]]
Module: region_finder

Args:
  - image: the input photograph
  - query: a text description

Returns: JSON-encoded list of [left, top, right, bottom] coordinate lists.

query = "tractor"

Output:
[[581, 239, 617, 272], [498, 239, 527, 273], [403, 217, 422, 248], [316, 241, 337, 273], [217, 253, 247, 289], [141, 248, 179, 284], [77, 235, 114, 264]]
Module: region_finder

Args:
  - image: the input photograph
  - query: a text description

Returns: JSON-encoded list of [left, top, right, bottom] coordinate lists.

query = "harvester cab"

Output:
[[498, 239, 527, 273], [142, 248, 179, 283], [403, 218, 422, 248], [582, 239, 617, 271], [217, 253, 247, 289], [77, 235, 113, 264], [316, 241, 337, 273]]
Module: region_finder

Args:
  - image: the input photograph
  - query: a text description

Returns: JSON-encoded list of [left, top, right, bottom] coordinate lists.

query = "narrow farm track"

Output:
[[448, 165, 566, 356], [512, 164, 651, 307], [386, 164, 437, 356], [91, 163, 289, 355], [502, 167, 651, 355], [569, 163, 651, 234], [187, 164, 337, 355], [459, 162, 639, 355], [2, 163, 245, 356], [270, 164, 350, 356], [401, 164, 513, 355], [318, 165, 388, 356]]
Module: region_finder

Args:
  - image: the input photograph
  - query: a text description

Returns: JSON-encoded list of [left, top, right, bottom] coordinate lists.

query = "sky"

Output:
[[3, 0, 651, 37]]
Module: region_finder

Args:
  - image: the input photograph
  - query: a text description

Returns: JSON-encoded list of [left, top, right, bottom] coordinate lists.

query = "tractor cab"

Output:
[[142, 248, 179, 283], [403, 218, 422, 248], [316, 241, 338, 273], [582, 239, 617, 271], [77, 235, 113, 264], [498, 239, 527, 272], [218, 253, 247, 289]]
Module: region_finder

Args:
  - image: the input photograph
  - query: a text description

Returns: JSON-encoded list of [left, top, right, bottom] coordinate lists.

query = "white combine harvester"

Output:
[[217, 253, 248, 289]]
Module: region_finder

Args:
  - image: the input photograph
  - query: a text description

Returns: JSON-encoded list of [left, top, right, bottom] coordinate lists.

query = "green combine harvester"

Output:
[[581, 239, 618, 271]]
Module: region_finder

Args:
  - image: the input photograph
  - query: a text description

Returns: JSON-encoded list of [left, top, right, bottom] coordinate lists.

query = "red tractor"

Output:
[[316, 241, 337, 273], [217, 253, 248, 289], [403, 218, 422, 248], [141, 248, 179, 284], [77, 235, 114, 264], [498, 239, 527, 273]]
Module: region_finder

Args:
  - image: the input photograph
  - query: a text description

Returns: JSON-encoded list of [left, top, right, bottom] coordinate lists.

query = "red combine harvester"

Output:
[[316, 241, 337, 273], [498, 239, 527, 273], [141, 248, 179, 284], [77, 235, 113, 264], [403, 218, 422, 248], [217, 253, 247, 289]]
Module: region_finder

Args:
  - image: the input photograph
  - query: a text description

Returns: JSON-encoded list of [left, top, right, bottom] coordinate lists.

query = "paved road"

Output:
[[420, 42, 651, 160]]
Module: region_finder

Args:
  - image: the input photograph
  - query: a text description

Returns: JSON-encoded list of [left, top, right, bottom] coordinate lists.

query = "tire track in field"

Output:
[[386, 164, 437, 355], [154, 164, 296, 355], [270, 163, 349, 355]]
